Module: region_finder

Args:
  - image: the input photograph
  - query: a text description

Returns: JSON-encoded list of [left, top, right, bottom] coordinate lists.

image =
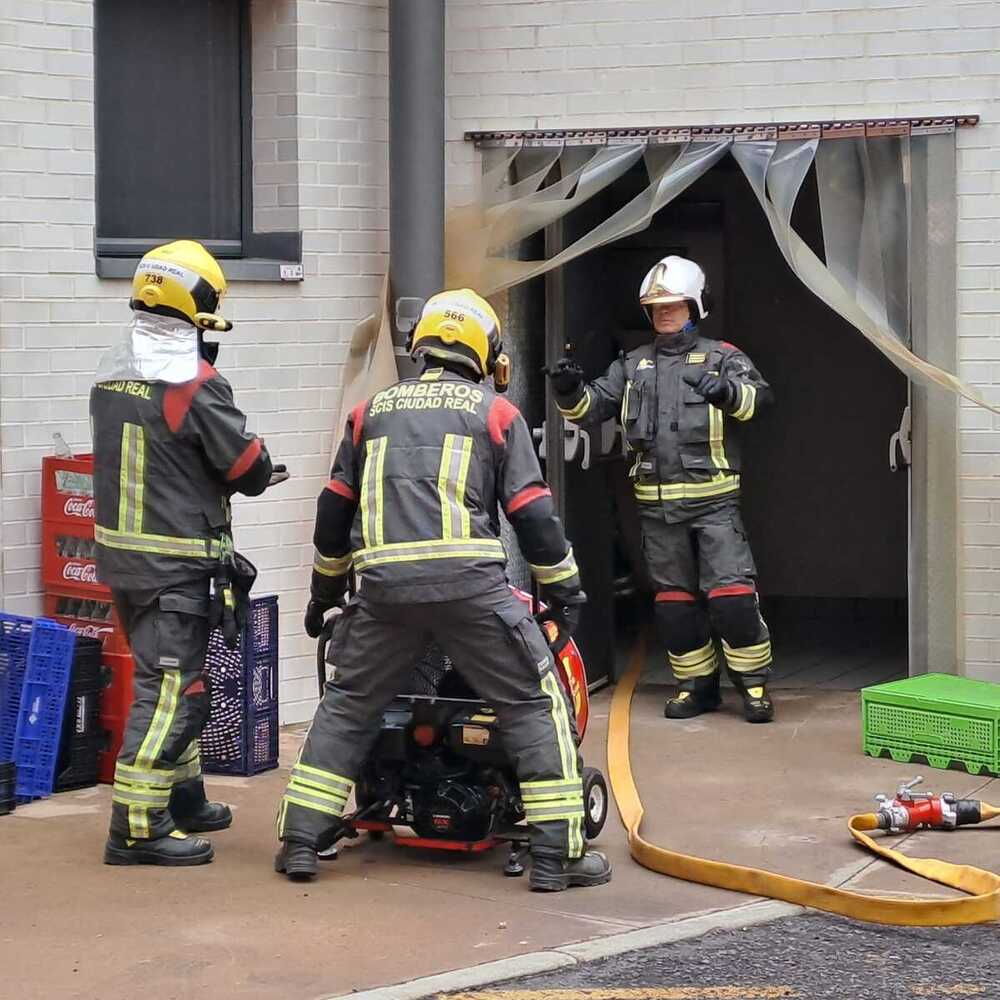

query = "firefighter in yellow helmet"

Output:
[[546, 256, 776, 723], [275, 289, 612, 892], [92, 240, 287, 866]]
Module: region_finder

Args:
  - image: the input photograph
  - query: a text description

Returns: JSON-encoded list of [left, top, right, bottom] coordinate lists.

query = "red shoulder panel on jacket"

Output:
[[163, 358, 217, 434], [487, 396, 520, 446], [507, 485, 551, 514], [350, 402, 366, 447], [327, 478, 357, 502], [226, 438, 263, 482]]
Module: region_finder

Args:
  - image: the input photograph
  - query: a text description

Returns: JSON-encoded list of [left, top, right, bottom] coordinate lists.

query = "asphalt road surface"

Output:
[[441, 913, 998, 1000]]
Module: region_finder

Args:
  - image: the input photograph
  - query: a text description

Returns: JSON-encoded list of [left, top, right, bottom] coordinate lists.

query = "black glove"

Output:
[[268, 463, 290, 488], [304, 599, 333, 639], [536, 591, 587, 653], [209, 579, 242, 650], [210, 554, 256, 651], [543, 358, 585, 395], [683, 372, 735, 408]]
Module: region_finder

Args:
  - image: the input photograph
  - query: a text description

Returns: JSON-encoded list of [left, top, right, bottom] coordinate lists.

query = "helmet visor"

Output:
[[639, 291, 691, 307]]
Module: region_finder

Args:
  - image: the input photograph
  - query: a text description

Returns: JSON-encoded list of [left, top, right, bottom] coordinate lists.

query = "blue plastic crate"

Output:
[[201, 596, 279, 776], [12, 620, 76, 801], [0, 613, 35, 763]]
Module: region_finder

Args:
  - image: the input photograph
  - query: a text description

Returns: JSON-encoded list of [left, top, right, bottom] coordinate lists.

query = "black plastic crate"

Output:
[[55, 638, 106, 792], [0, 761, 15, 816], [201, 596, 279, 776]]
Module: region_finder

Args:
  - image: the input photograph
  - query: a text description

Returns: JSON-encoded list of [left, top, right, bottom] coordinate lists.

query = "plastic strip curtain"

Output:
[[815, 136, 911, 346], [732, 139, 999, 414], [333, 274, 399, 442], [463, 140, 733, 296], [445, 143, 647, 292]]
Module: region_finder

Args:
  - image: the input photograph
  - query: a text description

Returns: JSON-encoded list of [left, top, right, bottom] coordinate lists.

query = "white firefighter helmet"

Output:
[[638, 255, 709, 320]]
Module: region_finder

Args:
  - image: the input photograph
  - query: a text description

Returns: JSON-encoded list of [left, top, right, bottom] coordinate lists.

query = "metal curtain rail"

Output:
[[466, 114, 980, 148]]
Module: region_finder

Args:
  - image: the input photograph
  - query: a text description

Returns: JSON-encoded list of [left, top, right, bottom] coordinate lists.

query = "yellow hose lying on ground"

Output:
[[607, 639, 1000, 926]]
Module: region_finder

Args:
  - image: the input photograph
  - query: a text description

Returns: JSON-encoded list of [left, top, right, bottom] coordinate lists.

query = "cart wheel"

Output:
[[582, 767, 608, 840]]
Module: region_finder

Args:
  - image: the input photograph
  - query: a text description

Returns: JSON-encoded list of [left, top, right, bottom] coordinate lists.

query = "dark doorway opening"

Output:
[[542, 155, 909, 691]]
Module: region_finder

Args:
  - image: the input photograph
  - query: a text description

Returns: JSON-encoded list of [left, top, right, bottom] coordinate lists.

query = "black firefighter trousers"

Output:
[[109, 578, 213, 841], [278, 584, 586, 859], [641, 501, 773, 690]]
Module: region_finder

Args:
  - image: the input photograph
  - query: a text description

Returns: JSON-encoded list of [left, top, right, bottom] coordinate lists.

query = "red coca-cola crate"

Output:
[[98, 653, 134, 784], [44, 591, 130, 656], [42, 454, 95, 526], [41, 521, 110, 598]]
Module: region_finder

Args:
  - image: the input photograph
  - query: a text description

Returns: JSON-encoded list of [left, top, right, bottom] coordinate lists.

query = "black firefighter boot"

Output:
[[274, 841, 319, 881], [275, 819, 343, 881], [169, 777, 233, 833], [104, 830, 214, 866], [530, 850, 613, 892], [729, 670, 774, 724], [664, 671, 721, 720]]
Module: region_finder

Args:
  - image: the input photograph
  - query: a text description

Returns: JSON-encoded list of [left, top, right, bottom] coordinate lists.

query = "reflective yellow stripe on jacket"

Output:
[[438, 434, 474, 540], [529, 547, 579, 586], [360, 436, 388, 549], [633, 475, 741, 504], [313, 548, 353, 578], [353, 434, 507, 572], [354, 537, 505, 571], [732, 383, 757, 421], [708, 405, 729, 473], [558, 388, 591, 421], [98, 421, 226, 560]]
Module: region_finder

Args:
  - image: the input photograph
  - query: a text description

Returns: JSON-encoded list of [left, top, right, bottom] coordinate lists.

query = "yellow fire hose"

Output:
[[607, 639, 1000, 926]]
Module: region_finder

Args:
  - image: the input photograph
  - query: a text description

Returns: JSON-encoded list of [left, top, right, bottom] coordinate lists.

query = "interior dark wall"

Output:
[[556, 156, 908, 604]]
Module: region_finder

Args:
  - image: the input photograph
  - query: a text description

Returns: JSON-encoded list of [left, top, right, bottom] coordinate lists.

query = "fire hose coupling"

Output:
[[873, 776, 985, 834]]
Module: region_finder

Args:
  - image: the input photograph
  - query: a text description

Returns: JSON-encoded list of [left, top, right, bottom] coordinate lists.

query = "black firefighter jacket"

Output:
[[555, 328, 772, 523], [311, 367, 580, 606], [91, 359, 272, 589]]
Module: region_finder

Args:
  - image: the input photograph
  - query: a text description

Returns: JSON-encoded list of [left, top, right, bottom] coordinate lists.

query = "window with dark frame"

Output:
[[94, 0, 299, 265]]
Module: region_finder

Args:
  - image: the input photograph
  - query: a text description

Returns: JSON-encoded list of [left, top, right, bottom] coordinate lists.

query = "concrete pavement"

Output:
[[2, 678, 998, 1000]]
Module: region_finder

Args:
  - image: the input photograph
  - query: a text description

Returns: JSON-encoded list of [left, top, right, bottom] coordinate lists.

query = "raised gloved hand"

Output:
[[536, 591, 587, 653], [268, 463, 290, 488], [683, 372, 735, 408], [304, 599, 335, 639], [543, 358, 585, 395]]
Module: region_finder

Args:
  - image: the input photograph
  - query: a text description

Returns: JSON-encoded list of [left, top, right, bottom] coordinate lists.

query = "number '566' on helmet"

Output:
[[409, 289, 504, 381], [130, 240, 233, 333]]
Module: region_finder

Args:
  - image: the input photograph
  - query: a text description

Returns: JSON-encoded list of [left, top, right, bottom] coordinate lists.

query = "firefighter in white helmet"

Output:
[[546, 256, 776, 723]]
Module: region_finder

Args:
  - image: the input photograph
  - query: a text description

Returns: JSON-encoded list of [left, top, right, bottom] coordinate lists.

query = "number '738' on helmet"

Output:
[[130, 240, 233, 333]]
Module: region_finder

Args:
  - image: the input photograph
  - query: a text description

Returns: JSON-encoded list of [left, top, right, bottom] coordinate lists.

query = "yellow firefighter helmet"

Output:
[[130, 240, 233, 332], [410, 289, 504, 382]]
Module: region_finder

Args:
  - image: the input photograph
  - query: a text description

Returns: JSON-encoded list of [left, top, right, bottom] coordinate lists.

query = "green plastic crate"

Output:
[[862, 673, 1000, 776]]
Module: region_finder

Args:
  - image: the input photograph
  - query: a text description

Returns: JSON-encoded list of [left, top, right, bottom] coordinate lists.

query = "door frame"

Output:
[[908, 136, 960, 677], [541, 137, 961, 679]]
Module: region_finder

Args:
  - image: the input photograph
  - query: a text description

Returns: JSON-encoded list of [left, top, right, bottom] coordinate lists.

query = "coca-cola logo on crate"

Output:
[[68, 623, 111, 640], [63, 562, 98, 584], [63, 496, 95, 519]]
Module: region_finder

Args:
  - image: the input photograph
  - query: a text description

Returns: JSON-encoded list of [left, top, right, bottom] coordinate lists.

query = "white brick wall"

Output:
[[3, 0, 1000, 702], [0, 0, 388, 724], [445, 0, 1000, 679]]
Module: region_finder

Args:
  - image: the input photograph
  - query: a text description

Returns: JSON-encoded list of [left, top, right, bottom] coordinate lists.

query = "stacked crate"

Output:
[[41, 455, 132, 783], [40, 455, 280, 782]]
